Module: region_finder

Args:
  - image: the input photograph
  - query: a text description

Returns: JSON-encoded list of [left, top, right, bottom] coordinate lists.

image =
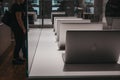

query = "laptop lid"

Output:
[[64, 30, 120, 64]]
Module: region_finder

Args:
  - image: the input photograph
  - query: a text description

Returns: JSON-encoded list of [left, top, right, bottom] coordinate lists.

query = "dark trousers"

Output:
[[12, 27, 26, 59]]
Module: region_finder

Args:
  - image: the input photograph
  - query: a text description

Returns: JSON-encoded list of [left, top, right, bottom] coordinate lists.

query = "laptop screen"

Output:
[[64, 30, 120, 64]]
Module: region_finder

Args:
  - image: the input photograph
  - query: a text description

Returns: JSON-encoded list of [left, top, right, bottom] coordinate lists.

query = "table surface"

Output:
[[29, 29, 120, 78]]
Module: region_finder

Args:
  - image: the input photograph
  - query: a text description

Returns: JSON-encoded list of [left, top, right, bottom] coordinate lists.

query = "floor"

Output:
[[0, 42, 27, 80], [28, 28, 120, 79]]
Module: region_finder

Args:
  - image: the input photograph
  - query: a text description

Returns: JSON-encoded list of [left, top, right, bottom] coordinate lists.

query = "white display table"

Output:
[[29, 29, 120, 80]]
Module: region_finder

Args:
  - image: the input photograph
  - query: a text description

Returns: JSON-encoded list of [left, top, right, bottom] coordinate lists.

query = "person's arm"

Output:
[[15, 12, 26, 34]]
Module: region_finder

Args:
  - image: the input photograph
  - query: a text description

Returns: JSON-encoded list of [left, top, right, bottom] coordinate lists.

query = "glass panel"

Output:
[[33, 7, 39, 15], [84, 0, 94, 14], [28, 0, 42, 26], [43, 0, 52, 26], [52, 0, 61, 11]]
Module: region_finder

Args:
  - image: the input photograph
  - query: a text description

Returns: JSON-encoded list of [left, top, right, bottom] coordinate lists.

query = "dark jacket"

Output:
[[11, 3, 25, 29], [105, 0, 120, 17]]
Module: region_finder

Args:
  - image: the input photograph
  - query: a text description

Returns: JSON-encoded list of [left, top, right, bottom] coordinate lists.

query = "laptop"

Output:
[[63, 30, 120, 64], [58, 23, 102, 50]]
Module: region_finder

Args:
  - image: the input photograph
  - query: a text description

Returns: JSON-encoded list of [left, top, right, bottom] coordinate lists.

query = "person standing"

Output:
[[11, 0, 26, 64], [105, 0, 120, 29]]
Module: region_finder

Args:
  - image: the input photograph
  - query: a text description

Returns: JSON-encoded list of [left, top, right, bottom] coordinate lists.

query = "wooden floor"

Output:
[[0, 42, 27, 80]]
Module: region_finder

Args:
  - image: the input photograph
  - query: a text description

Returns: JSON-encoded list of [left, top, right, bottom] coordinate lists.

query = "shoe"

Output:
[[12, 59, 24, 65]]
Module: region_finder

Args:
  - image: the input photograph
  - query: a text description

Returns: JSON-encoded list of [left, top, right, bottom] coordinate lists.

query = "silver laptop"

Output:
[[63, 30, 120, 64]]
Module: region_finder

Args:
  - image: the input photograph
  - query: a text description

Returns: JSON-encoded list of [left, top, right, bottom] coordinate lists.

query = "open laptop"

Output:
[[63, 30, 120, 64], [58, 23, 102, 50]]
